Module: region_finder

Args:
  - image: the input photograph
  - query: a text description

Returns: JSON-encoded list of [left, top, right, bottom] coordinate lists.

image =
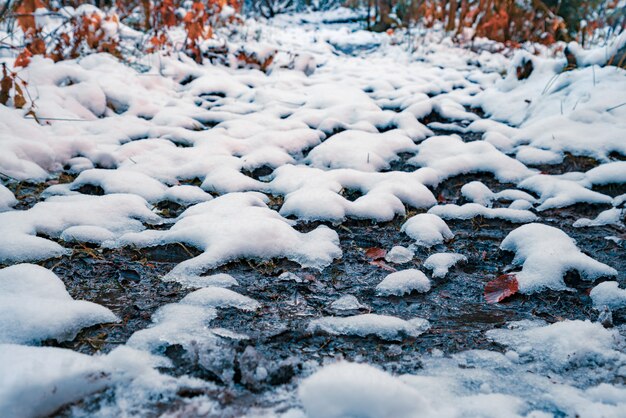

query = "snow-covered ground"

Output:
[[1, 8, 625, 418]]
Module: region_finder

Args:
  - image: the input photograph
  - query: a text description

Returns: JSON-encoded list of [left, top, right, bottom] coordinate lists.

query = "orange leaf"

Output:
[[369, 259, 397, 272], [15, 49, 33, 68], [365, 247, 386, 260], [484, 274, 519, 304]]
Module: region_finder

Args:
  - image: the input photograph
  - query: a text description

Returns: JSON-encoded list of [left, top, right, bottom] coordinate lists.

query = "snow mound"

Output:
[[409, 135, 534, 183], [308, 314, 429, 340], [0, 194, 160, 263], [586, 161, 626, 186], [384, 245, 414, 264], [590, 282, 626, 310], [401, 213, 453, 247], [519, 174, 612, 211], [0, 264, 118, 344], [461, 181, 536, 207], [429, 203, 537, 223], [487, 320, 625, 371], [298, 362, 430, 418], [305, 130, 417, 172], [114, 193, 342, 280], [0, 185, 17, 212], [376, 269, 431, 296], [573, 208, 624, 228], [500, 223, 617, 293], [270, 165, 436, 222], [0, 344, 163, 418], [424, 253, 467, 278]]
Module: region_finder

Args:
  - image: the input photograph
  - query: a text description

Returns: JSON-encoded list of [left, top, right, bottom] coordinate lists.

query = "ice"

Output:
[[376, 269, 431, 296], [384, 246, 414, 264], [424, 253, 467, 278], [0, 194, 160, 263], [180, 287, 260, 311], [305, 130, 417, 172], [429, 203, 537, 223], [114, 193, 342, 280], [590, 282, 626, 310], [0, 264, 118, 344], [401, 213, 454, 247], [0, 344, 164, 418], [127, 303, 219, 352], [165, 273, 239, 289], [330, 295, 369, 312], [0, 184, 17, 212], [500, 223, 617, 293], [487, 320, 625, 372], [308, 314, 430, 340]]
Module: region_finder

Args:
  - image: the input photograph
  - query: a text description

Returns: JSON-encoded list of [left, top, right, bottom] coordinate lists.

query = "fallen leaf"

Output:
[[369, 260, 396, 272], [365, 247, 386, 260], [484, 273, 519, 304]]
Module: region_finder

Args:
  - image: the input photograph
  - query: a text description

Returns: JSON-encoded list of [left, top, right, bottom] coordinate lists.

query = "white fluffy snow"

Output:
[[376, 269, 431, 296], [384, 245, 414, 264], [401, 213, 454, 247], [0, 264, 117, 344], [590, 282, 626, 310], [424, 253, 467, 278], [114, 193, 342, 280], [429, 203, 537, 223], [0, 184, 17, 212], [308, 314, 430, 340], [500, 223, 617, 293]]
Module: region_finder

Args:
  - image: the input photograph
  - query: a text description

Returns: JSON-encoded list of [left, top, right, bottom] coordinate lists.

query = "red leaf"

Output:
[[365, 247, 386, 260], [369, 260, 396, 272], [484, 274, 519, 304]]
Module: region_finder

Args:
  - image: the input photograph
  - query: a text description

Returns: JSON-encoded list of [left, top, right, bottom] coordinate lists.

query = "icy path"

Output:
[[1, 10, 626, 418]]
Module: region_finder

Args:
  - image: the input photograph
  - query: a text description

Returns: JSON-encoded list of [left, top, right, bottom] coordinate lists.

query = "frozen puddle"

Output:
[[0, 8, 625, 418]]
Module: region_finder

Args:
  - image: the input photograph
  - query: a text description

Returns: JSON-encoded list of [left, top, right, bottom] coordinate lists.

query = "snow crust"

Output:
[[308, 314, 430, 340]]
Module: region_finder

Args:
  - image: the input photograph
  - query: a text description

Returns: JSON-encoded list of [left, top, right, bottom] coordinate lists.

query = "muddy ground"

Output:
[[1, 118, 624, 417]]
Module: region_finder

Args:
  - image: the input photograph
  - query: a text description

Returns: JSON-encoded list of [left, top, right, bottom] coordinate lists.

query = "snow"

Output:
[[298, 362, 430, 418], [487, 319, 625, 371], [305, 130, 417, 172], [376, 269, 431, 296], [0, 344, 165, 418], [519, 174, 612, 211], [0, 194, 160, 264], [590, 282, 626, 310], [113, 193, 342, 280], [0, 5, 625, 417], [0, 184, 17, 212], [424, 253, 467, 278], [409, 135, 535, 183], [401, 213, 454, 247], [500, 223, 617, 293], [308, 314, 430, 340], [384, 245, 414, 264], [573, 208, 624, 228], [429, 203, 537, 223], [0, 264, 118, 344], [330, 295, 368, 312]]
